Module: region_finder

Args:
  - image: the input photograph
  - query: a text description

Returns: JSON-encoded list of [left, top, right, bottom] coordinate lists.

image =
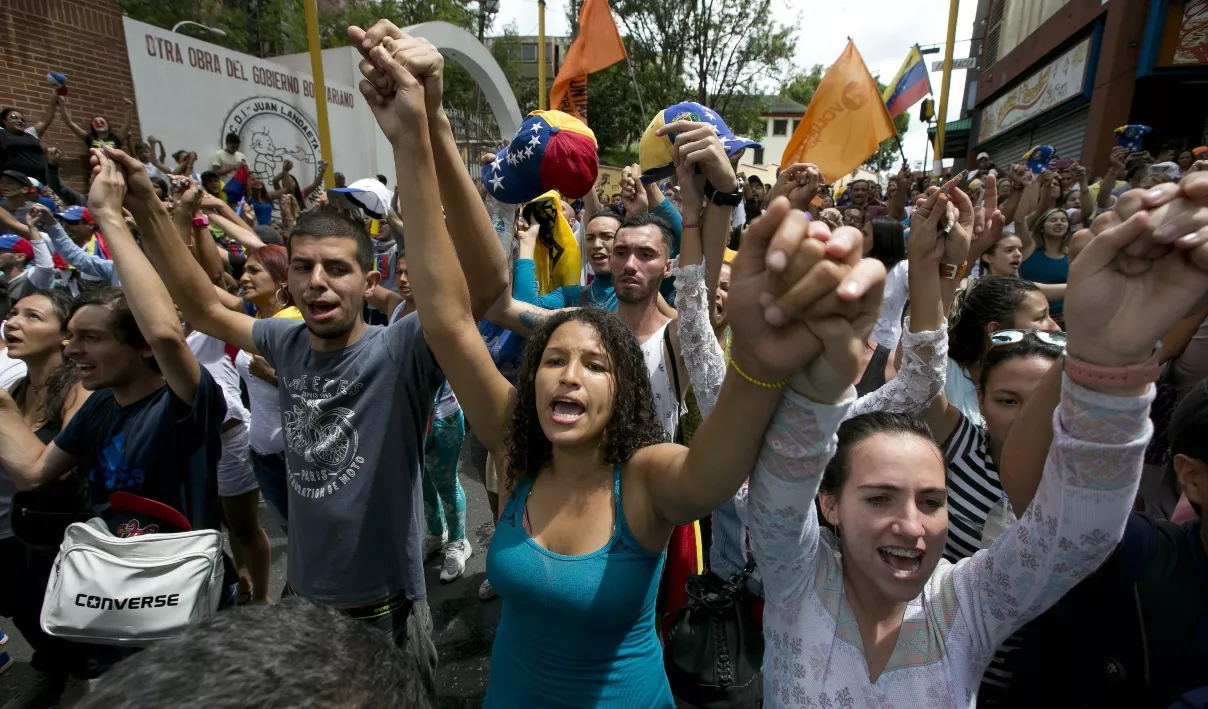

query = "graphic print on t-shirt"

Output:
[[93, 432, 147, 494], [282, 374, 365, 499]]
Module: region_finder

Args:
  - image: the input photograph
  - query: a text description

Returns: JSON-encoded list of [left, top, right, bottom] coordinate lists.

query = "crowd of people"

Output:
[[0, 17, 1206, 709]]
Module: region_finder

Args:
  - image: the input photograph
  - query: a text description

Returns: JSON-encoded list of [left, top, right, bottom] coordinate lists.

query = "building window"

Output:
[[754, 147, 765, 164], [983, 0, 1006, 69], [772, 119, 788, 136], [521, 43, 537, 63], [792, 119, 800, 133]]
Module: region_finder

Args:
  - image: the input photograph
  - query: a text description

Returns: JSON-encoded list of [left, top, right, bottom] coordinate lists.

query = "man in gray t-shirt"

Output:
[[253, 311, 443, 604]]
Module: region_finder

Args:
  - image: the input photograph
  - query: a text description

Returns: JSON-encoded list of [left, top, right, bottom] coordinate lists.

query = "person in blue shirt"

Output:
[[513, 208, 621, 310], [243, 171, 287, 226]]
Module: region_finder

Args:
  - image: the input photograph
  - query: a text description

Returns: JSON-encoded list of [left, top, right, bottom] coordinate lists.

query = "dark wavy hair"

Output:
[[10, 289, 79, 430], [948, 276, 1041, 367], [504, 308, 667, 489]]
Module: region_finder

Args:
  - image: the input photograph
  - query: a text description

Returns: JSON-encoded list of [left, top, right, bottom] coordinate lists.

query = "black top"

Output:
[[54, 368, 226, 530], [0, 128, 47, 184]]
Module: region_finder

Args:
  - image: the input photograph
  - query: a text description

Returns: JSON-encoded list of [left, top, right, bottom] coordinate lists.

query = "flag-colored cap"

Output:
[[47, 72, 67, 96], [1114, 125, 1151, 152], [639, 102, 760, 183], [1022, 145, 1055, 175], [483, 110, 598, 205]]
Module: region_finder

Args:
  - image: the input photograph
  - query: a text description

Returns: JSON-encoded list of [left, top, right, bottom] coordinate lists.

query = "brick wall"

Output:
[[0, 0, 139, 189]]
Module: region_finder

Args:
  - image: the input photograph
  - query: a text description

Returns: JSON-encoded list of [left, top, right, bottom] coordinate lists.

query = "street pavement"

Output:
[[0, 462, 501, 709]]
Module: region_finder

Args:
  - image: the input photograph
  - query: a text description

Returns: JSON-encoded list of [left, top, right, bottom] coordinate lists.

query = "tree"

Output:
[[777, 64, 911, 174], [603, 0, 795, 137]]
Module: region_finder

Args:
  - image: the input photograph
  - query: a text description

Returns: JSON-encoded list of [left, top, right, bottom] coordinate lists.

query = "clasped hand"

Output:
[[726, 198, 886, 404]]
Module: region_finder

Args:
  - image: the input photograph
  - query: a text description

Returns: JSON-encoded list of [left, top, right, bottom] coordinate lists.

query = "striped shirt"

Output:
[[942, 411, 1019, 696]]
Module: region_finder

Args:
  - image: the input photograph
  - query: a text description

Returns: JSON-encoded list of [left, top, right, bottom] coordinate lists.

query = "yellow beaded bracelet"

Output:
[[724, 341, 791, 389]]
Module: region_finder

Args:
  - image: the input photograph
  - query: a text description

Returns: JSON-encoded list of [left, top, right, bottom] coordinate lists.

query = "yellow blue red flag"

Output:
[[882, 45, 931, 119]]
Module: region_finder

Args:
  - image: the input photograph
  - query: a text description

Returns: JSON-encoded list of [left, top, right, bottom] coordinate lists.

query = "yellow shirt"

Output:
[[262, 306, 303, 320]]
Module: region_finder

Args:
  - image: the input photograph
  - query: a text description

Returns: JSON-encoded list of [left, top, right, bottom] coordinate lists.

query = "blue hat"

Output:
[[639, 102, 761, 183], [1022, 145, 1055, 175], [0, 234, 33, 258], [57, 205, 86, 221]]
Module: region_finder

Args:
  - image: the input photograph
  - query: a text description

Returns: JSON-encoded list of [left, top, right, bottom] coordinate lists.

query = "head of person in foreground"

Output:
[[76, 598, 429, 709]]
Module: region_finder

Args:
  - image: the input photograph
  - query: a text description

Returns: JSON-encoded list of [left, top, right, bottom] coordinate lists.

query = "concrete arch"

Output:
[[404, 21, 522, 138]]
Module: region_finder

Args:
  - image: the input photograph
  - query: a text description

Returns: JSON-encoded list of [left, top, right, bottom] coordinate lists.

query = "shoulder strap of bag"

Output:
[[663, 324, 684, 444]]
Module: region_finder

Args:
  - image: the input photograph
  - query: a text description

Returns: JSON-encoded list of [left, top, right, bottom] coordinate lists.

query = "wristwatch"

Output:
[[1063, 347, 1162, 389], [192, 214, 210, 228], [703, 180, 742, 207]]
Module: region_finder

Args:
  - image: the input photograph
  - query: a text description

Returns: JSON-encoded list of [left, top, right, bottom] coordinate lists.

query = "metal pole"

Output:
[[304, 0, 333, 188], [624, 55, 647, 122], [933, 0, 959, 175], [922, 120, 931, 176], [538, 0, 547, 110]]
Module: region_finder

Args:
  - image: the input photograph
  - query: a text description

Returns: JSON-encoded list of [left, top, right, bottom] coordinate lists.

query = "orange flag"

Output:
[[550, 0, 627, 124], [780, 41, 896, 183]]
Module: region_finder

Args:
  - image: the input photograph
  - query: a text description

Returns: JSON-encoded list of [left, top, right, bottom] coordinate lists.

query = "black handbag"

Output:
[[664, 560, 764, 709], [11, 471, 92, 552]]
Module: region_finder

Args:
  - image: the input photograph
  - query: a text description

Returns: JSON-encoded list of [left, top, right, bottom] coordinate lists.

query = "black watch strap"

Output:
[[704, 180, 741, 207]]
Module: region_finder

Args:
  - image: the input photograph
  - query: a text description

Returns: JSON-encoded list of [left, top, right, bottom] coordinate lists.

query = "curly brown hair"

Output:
[[504, 308, 668, 490]]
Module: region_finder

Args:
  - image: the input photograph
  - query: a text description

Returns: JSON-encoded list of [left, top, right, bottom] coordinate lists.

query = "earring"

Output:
[[275, 287, 289, 307]]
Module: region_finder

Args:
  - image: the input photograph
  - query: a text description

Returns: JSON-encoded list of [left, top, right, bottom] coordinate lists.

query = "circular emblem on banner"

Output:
[[841, 82, 868, 112], [220, 97, 321, 186]]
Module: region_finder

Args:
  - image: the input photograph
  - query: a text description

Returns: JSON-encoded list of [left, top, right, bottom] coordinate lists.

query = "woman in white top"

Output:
[[747, 182, 1208, 708]]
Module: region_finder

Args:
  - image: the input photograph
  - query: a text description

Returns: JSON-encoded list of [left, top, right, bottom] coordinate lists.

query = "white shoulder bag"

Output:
[[40, 518, 225, 645]]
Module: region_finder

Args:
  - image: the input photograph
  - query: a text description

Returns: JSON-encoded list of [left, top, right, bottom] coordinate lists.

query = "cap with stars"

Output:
[[638, 102, 761, 183], [482, 110, 599, 205]]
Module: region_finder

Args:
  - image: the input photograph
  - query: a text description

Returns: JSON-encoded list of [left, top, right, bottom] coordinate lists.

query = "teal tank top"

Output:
[[484, 464, 673, 708]]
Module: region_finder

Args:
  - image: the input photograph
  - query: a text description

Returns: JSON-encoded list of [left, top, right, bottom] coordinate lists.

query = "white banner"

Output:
[[978, 38, 1091, 143], [123, 18, 392, 190]]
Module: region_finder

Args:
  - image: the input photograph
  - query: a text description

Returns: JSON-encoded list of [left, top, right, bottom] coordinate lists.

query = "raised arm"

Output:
[[37, 208, 118, 284], [33, 94, 60, 135], [145, 136, 173, 175], [59, 100, 88, 141], [109, 148, 258, 354], [116, 99, 134, 140], [639, 201, 887, 526], [357, 34, 515, 458], [23, 215, 56, 291], [953, 177, 1208, 657], [88, 147, 202, 403], [352, 23, 507, 319], [887, 164, 910, 221]]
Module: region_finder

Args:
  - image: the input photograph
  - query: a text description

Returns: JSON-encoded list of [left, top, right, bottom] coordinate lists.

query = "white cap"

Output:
[[977, 152, 990, 161], [329, 178, 391, 219]]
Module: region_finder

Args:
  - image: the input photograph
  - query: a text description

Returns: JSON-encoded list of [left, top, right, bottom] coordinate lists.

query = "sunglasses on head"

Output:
[[989, 329, 1066, 349]]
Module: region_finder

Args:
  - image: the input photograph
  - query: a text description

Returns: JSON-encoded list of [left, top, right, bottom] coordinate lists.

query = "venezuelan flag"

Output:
[[882, 45, 931, 120]]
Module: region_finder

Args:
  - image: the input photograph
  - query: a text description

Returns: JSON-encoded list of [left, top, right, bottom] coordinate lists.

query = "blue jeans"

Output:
[[251, 450, 289, 525]]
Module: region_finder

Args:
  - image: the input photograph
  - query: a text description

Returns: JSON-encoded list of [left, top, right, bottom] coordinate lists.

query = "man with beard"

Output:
[[125, 18, 510, 697]]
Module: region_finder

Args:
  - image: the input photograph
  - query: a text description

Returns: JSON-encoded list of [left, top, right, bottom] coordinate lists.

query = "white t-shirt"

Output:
[[235, 349, 284, 455], [143, 162, 167, 183], [186, 331, 248, 425], [211, 148, 245, 173], [870, 260, 910, 351]]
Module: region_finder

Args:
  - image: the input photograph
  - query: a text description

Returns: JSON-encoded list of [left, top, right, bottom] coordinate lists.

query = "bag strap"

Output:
[[663, 324, 684, 445]]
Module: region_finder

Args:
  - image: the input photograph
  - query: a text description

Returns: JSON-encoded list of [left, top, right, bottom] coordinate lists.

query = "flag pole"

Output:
[[538, 0, 547, 110], [624, 55, 646, 122]]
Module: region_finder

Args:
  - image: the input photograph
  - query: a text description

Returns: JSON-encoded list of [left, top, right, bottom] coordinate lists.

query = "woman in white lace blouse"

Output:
[[746, 185, 1208, 708], [673, 169, 952, 584]]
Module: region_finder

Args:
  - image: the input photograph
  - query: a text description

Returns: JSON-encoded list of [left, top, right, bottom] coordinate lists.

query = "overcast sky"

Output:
[[491, 0, 978, 170]]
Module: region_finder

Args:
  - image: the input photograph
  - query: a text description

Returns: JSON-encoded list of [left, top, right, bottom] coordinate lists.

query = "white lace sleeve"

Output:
[[849, 316, 948, 418], [672, 259, 725, 416], [946, 374, 1152, 668], [747, 388, 853, 609]]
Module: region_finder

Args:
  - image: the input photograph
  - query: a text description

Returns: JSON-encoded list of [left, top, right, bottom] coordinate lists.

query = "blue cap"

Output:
[[639, 102, 761, 183], [57, 205, 86, 221]]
